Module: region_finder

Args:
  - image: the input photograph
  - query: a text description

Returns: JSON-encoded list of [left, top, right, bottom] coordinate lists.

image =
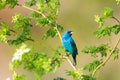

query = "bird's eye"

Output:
[[68, 31, 72, 34]]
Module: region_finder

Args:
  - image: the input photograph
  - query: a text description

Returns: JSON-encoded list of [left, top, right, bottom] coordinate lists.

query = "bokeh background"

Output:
[[0, 0, 120, 80]]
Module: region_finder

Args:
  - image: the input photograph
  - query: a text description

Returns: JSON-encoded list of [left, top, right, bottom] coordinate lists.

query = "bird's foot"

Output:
[[66, 52, 70, 57]]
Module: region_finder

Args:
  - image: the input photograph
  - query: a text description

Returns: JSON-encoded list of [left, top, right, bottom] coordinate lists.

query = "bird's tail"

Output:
[[72, 54, 77, 66]]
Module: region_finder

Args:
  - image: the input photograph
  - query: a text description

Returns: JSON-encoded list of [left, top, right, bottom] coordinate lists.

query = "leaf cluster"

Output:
[[95, 25, 120, 38], [116, 0, 120, 4], [83, 60, 101, 72], [53, 77, 66, 80], [82, 5, 120, 80], [0, 22, 10, 42], [94, 7, 120, 38], [7, 13, 32, 45], [81, 75, 96, 80], [82, 44, 110, 57], [13, 72, 27, 80], [0, 0, 18, 9], [11, 44, 64, 79], [26, 0, 63, 40], [66, 69, 83, 80], [112, 47, 120, 60]]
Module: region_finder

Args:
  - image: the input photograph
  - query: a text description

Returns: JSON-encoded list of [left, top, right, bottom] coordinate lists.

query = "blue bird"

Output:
[[62, 30, 78, 66]]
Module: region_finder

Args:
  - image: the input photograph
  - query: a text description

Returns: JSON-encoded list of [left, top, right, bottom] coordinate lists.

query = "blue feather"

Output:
[[62, 30, 78, 66]]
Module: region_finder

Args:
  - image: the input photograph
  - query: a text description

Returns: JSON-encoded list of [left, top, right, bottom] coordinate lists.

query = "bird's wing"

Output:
[[70, 38, 78, 55]]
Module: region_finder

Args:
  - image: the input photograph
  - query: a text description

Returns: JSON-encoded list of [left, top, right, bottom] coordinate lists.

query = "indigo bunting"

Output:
[[62, 30, 78, 66]]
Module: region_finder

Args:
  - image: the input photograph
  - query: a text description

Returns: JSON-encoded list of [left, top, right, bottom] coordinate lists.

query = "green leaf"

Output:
[[102, 7, 113, 19], [55, 46, 66, 56], [12, 13, 32, 29], [81, 75, 96, 80], [66, 69, 83, 80], [50, 46, 64, 72], [0, 22, 10, 42], [13, 72, 27, 80], [0, 0, 18, 9], [112, 47, 120, 60], [94, 15, 104, 27], [30, 11, 42, 18], [11, 44, 31, 68], [56, 24, 64, 31], [83, 60, 101, 72], [9, 0, 18, 8], [7, 13, 33, 45], [25, 0, 36, 7], [97, 44, 110, 57], [94, 26, 112, 38], [42, 28, 58, 40], [36, 17, 49, 26], [82, 44, 110, 57], [116, 0, 120, 5], [53, 77, 66, 80], [112, 25, 120, 34], [82, 45, 98, 57], [95, 25, 120, 38], [34, 73, 42, 80], [0, 0, 7, 9], [7, 29, 32, 45]]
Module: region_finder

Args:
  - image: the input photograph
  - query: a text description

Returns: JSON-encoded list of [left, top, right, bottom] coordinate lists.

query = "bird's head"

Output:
[[62, 30, 73, 38]]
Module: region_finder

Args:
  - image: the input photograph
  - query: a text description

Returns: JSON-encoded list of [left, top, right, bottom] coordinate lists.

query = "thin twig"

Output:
[[55, 26, 62, 42], [18, 4, 46, 18], [112, 16, 120, 24], [62, 56, 76, 70], [35, 39, 56, 52], [92, 38, 120, 77]]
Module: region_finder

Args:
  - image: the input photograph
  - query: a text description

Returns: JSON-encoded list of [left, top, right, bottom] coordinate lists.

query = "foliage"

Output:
[[66, 69, 83, 80], [116, 0, 120, 4], [82, 2, 120, 79], [0, 0, 120, 80], [81, 75, 96, 80], [0, 22, 10, 42], [8, 13, 33, 45], [83, 60, 102, 72], [0, 0, 18, 9], [13, 72, 27, 80], [112, 47, 120, 60], [82, 44, 110, 57], [10, 44, 63, 79], [53, 77, 66, 80], [94, 25, 120, 38]]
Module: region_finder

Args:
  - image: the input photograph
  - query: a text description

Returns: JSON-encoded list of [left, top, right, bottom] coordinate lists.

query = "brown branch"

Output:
[[112, 16, 120, 24], [92, 37, 120, 77], [62, 56, 76, 70]]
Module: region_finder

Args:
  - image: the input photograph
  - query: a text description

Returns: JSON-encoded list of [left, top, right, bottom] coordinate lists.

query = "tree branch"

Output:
[[92, 37, 120, 77], [112, 16, 120, 24]]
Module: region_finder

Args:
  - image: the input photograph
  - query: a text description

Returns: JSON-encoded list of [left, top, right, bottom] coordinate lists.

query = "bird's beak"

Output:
[[70, 31, 73, 34]]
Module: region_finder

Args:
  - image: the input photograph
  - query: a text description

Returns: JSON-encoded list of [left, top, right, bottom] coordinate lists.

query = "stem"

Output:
[[112, 16, 120, 24], [19, 4, 76, 70], [35, 40, 56, 52], [55, 26, 62, 42], [92, 38, 120, 77], [62, 56, 76, 70], [18, 4, 46, 18]]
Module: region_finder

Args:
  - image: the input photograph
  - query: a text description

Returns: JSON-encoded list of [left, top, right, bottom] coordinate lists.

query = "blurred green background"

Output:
[[0, 0, 120, 80]]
